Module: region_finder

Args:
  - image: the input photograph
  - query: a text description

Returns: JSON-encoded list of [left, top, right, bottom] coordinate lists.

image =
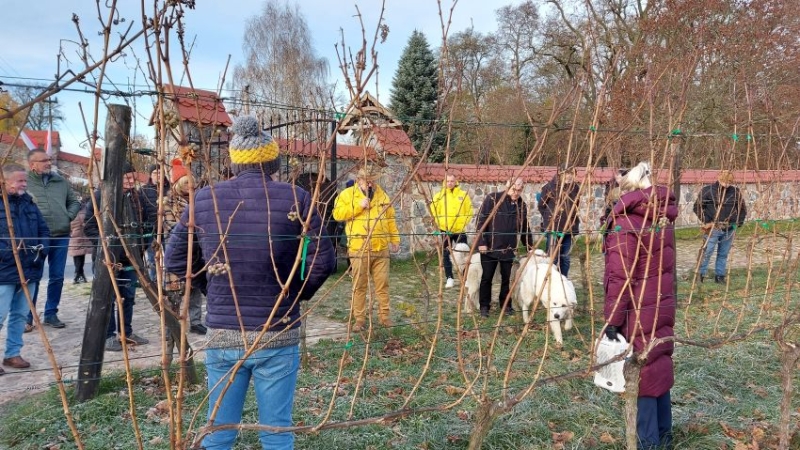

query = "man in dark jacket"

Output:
[[537, 166, 581, 276], [165, 116, 335, 449], [0, 163, 49, 374], [694, 170, 746, 284], [141, 163, 170, 282], [25, 149, 81, 330], [84, 162, 156, 351], [476, 178, 533, 317]]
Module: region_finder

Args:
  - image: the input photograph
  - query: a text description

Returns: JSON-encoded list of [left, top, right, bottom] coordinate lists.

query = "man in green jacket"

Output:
[[26, 149, 81, 330]]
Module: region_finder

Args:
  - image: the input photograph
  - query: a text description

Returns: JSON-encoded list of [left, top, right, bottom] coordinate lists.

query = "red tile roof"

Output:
[[0, 133, 26, 149], [415, 163, 800, 184], [278, 138, 378, 160], [57, 150, 90, 166], [163, 85, 232, 127], [0, 131, 60, 149], [24, 130, 60, 148], [369, 127, 417, 157]]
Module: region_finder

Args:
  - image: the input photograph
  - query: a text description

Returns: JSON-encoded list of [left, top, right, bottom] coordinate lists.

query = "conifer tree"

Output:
[[389, 31, 445, 161]]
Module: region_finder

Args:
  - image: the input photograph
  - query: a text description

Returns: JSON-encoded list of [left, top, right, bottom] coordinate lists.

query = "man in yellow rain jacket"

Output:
[[333, 166, 400, 331], [430, 174, 473, 288]]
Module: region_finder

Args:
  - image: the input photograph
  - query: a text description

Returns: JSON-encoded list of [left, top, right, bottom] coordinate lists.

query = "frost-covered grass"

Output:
[[1, 238, 798, 449]]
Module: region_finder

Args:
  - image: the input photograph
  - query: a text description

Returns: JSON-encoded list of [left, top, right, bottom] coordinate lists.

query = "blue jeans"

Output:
[[0, 283, 38, 358], [107, 269, 137, 339], [145, 245, 157, 282], [637, 391, 673, 449], [28, 236, 70, 323], [204, 344, 300, 450], [441, 232, 468, 279], [699, 228, 735, 277], [545, 233, 573, 276]]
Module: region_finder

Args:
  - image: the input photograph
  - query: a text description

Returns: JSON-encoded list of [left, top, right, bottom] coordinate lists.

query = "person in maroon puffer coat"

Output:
[[602, 162, 678, 449]]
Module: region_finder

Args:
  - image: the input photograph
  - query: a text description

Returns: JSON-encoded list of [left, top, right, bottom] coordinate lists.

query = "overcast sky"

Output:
[[2, 0, 522, 156]]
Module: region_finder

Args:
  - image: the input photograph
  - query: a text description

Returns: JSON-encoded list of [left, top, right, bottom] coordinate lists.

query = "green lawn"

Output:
[[1, 230, 799, 449]]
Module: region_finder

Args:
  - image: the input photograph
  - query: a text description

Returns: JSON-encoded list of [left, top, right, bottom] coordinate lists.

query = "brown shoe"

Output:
[[352, 322, 366, 333], [380, 318, 393, 327], [3, 356, 31, 369], [24, 323, 35, 333]]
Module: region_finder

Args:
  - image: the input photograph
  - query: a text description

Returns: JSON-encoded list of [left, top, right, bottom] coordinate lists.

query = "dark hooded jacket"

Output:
[[164, 170, 336, 332], [142, 173, 170, 217], [0, 192, 50, 283], [475, 191, 533, 253], [84, 187, 156, 267], [693, 182, 746, 229], [538, 174, 581, 234], [603, 185, 678, 398]]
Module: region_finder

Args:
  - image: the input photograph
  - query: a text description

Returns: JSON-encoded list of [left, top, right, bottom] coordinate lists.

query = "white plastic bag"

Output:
[[593, 334, 632, 393]]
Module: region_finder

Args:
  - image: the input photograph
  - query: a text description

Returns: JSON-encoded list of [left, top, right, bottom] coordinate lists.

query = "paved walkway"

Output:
[[0, 282, 347, 408], [0, 234, 795, 408]]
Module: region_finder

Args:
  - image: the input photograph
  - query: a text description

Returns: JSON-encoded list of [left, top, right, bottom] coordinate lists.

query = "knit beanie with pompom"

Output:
[[228, 115, 280, 175]]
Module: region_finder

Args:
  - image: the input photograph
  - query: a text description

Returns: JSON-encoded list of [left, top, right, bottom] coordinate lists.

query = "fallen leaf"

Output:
[[599, 432, 616, 444], [552, 431, 575, 442], [721, 422, 747, 440], [444, 385, 466, 396]]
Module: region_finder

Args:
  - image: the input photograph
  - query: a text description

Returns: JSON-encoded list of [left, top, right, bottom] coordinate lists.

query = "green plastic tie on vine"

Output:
[[344, 341, 353, 350], [300, 236, 310, 280], [732, 134, 739, 142], [746, 134, 752, 141], [556, 232, 565, 238], [589, 126, 596, 132], [670, 129, 682, 137], [614, 225, 622, 232]]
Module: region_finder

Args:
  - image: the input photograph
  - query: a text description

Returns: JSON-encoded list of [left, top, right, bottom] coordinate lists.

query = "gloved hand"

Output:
[[604, 325, 620, 342]]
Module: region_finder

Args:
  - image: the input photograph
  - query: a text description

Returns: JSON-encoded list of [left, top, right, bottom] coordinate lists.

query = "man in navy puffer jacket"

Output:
[[0, 163, 49, 374], [165, 115, 335, 450]]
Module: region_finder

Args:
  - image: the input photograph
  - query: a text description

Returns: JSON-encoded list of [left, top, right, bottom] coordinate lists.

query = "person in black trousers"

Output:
[[475, 178, 533, 317], [69, 199, 93, 284]]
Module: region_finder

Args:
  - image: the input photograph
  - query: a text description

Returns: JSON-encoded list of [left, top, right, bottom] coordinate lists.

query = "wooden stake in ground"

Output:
[[76, 104, 131, 401]]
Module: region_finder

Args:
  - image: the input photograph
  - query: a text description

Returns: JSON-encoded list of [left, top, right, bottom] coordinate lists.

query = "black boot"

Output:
[[714, 275, 726, 284], [699, 274, 705, 283]]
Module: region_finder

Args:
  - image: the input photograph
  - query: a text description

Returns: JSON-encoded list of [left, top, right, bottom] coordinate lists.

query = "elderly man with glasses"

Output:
[[476, 178, 533, 317], [25, 149, 81, 331]]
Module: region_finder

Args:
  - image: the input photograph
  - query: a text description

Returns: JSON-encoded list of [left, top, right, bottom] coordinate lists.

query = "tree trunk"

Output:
[[778, 343, 800, 450], [623, 355, 644, 450], [468, 397, 498, 450], [76, 104, 131, 401]]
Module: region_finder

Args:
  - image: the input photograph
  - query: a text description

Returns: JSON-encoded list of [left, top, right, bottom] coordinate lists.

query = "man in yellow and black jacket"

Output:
[[333, 166, 400, 332], [430, 174, 473, 288]]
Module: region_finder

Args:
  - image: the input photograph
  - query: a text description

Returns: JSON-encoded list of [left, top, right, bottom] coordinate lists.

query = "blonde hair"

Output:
[[718, 170, 734, 185], [619, 162, 652, 192]]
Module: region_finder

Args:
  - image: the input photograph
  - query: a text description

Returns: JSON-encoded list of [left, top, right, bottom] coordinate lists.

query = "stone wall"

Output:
[[290, 156, 800, 257], [404, 178, 800, 254]]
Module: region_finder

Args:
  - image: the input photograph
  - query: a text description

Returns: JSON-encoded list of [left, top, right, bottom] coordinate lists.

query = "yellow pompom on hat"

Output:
[[229, 115, 281, 175]]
